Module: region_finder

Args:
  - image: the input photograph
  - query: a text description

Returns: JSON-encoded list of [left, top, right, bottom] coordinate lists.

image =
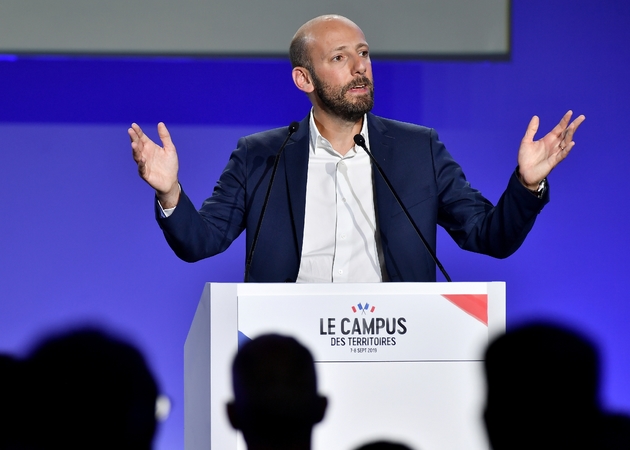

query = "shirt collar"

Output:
[[308, 110, 370, 157]]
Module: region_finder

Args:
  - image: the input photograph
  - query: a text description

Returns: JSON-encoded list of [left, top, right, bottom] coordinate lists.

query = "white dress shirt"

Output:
[[161, 113, 387, 282], [296, 113, 386, 283]]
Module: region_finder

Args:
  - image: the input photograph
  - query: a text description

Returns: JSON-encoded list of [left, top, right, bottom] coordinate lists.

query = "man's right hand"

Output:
[[129, 122, 180, 209]]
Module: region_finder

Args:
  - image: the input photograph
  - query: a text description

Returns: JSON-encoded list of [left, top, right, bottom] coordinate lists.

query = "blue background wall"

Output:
[[1, 2, 629, 449]]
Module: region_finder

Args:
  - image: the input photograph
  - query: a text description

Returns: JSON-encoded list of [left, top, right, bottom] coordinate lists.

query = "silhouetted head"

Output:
[[25, 327, 159, 450], [0, 353, 25, 448], [227, 334, 327, 449], [483, 322, 600, 450], [353, 440, 414, 450]]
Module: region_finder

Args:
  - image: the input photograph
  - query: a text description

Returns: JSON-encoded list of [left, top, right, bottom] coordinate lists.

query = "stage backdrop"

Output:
[[1, 2, 629, 449]]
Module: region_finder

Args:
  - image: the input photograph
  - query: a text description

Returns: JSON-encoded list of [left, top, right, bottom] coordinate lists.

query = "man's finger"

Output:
[[569, 115, 586, 134], [131, 123, 145, 139], [523, 115, 539, 143], [157, 122, 174, 149], [553, 110, 573, 135], [560, 115, 585, 146]]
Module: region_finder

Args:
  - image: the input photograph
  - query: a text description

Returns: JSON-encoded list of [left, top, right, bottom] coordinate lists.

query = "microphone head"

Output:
[[353, 134, 366, 147], [288, 121, 300, 134]]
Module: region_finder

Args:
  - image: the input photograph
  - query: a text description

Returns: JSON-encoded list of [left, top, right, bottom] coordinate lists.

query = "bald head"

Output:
[[290, 15, 364, 70]]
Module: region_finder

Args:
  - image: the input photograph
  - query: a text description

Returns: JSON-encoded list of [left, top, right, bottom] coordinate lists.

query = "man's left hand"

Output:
[[518, 110, 586, 190]]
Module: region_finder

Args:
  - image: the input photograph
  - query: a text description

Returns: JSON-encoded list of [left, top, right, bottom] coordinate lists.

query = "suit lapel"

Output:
[[367, 113, 397, 228], [282, 115, 310, 257]]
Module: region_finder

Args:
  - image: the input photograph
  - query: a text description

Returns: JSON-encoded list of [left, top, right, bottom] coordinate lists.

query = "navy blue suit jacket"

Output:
[[157, 113, 548, 282]]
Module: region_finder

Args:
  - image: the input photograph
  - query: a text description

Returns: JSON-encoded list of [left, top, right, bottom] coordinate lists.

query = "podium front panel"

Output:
[[185, 282, 505, 450]]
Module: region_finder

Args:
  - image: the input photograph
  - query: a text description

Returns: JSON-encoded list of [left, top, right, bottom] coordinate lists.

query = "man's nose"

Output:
[[352, 55, 367, 74]]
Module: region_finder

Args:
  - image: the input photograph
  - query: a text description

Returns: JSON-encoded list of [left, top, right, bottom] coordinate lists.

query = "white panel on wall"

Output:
[[0, 0, 509, 58]]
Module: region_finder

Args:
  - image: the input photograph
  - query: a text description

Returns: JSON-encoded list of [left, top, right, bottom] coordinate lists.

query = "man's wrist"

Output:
[[516, 167, 547, 198], [156, 182, 181, 209], [528, 178, 547, 199]]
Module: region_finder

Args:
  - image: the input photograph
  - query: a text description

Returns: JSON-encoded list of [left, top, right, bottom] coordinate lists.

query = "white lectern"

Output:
[[185, 282, 505, 450]]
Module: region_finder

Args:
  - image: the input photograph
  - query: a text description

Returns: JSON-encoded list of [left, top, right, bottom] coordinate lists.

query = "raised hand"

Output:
[[517, 111, 586, 190], [129, 122, 180, 208]]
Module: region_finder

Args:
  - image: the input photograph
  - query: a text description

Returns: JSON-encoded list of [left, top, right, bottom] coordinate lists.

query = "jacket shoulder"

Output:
[[236, 116, 308, 155], [239, 126, 290, 150], [368, 114, 435, 138]]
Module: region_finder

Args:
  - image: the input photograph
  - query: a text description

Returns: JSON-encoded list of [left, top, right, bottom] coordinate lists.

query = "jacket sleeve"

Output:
[[155, 138, 249, 262], [433, 129, 549, 258]]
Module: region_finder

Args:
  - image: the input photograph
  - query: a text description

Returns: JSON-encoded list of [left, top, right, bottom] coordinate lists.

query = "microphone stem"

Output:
[[244, 125, 298, 282], [355, 137, 452, 282]]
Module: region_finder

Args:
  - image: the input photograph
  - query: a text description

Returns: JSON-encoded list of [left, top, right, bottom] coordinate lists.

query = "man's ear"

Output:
[[226, 401, 240, 430], [292, 67, 314, 94]]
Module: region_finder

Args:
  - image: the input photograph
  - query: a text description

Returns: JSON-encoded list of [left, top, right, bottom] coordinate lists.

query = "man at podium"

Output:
[[129, 15, 584, 283]]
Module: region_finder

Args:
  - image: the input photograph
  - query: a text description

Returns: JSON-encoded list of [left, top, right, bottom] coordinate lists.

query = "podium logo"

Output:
[[352, 303, 375, 314], [320, 303, 407, 348]]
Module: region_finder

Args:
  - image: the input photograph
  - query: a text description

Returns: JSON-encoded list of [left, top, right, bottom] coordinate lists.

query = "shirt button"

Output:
[[338, 269, 344, 274], [342, 198, 347, 202], [341, 234, 346, 239]]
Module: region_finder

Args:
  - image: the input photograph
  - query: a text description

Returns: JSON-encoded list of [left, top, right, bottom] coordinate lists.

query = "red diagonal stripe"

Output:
[[441, 294, 488, 326]]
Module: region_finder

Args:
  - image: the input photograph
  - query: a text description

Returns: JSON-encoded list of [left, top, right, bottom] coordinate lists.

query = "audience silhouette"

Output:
[[353, 440, 414, 450], [484, 322, 630, 450], [226, 334, 327, 450], [21, 327, 160, 450], [0, 354, 24, 450], [6, 322, 630, 450]]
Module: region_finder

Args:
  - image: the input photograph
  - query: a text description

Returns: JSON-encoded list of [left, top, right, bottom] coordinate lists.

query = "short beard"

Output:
[[309, 67, 374, 123]]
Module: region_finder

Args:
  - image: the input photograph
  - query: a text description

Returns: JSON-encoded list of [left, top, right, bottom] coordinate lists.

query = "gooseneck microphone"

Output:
[[244, 122, 300, 282], [353, 134, 452, 282]]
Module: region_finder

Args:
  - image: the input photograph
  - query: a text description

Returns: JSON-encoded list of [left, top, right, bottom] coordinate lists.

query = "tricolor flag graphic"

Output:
[[352, 303, 376, 314]]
